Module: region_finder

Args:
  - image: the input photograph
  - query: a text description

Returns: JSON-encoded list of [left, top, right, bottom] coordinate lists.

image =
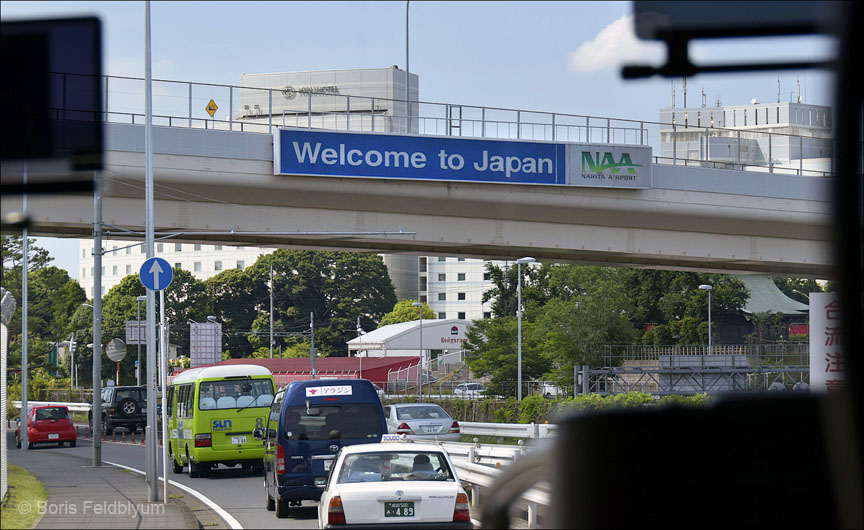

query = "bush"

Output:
[[657, 393, 709, 407], [518, 395, 548, 424]]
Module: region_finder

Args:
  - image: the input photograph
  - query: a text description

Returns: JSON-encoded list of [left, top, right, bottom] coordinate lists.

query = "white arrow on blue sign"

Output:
[[139, 257, 174, 291]]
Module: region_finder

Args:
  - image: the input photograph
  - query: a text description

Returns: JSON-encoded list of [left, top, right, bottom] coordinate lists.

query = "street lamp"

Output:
[[137, 296, 146, 385], [516, 257, 536, 401], [698, 284, 713, 355], [792, 289, 810, 300], [412, 302, 423, 400]]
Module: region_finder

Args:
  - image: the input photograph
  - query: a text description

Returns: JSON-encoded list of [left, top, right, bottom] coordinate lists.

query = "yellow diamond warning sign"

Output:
[[205, 99, 218, 117]]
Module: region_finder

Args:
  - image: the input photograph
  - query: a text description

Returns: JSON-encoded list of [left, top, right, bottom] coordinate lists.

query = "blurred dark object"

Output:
[[1, 17, 101, 195], [550, 395, 844, 528], [623, 1, 843, 78]]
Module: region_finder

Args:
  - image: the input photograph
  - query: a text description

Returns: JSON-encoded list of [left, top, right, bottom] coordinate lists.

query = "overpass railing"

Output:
[[47, 72, 839, 178]]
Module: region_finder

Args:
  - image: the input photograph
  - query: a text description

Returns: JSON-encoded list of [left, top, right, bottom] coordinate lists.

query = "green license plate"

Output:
[[384, 502, 415, 517]]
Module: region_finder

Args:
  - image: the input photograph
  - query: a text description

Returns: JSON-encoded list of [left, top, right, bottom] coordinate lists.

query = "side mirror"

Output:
[[253, 427, 264, 439]]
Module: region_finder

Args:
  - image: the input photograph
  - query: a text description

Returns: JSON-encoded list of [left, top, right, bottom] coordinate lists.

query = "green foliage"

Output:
[[771, 277, 822, 304], [378, 299, 436, 327], [518, 395, 549, 424], [789, 333, 808, 343], [746, 311, 788, 343], [657, 393, 710, 407], [7, 368, 71, 418], [249, 250, 397, 357], [493, 397, 519, 423]]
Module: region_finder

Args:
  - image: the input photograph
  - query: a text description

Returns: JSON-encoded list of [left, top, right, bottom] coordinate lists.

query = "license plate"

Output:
[[315, 477, 327, 486], [384, 502, 415, 517], [48, 433, 59, 440], [421, 425, 439, 433], [231, 436, 246, 444]]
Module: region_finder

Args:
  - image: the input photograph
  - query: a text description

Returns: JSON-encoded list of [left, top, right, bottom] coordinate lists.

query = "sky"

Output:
[[2, 1, 838, 279]]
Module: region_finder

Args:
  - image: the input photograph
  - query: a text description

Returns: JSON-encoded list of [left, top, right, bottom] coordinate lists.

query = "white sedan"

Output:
[[318, 441, 473, 529]]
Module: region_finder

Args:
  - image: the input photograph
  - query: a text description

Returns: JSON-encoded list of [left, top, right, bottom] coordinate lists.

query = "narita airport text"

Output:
[[292, 142, 554, 179]]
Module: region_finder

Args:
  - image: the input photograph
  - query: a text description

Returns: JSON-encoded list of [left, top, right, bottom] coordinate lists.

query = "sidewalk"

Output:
[[7, 446, 222, 529]]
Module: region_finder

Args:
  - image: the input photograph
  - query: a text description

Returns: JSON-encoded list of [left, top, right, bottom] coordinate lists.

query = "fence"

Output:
[[47, 72, 838, 177], [603, 343, 809, 366]]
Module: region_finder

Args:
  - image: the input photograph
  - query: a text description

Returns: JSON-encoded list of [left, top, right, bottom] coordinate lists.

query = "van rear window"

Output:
[[283, 404, 381, 440]]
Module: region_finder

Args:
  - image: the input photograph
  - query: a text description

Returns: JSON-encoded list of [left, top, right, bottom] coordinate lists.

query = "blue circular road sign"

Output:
[[139, 257, 173, 291]]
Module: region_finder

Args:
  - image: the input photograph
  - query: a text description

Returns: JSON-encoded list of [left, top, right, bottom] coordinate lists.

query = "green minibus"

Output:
[[168, 364, 275, 477]]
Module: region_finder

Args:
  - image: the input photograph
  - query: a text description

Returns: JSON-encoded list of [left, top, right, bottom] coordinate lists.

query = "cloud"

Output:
[[568, 15, 664, 72]]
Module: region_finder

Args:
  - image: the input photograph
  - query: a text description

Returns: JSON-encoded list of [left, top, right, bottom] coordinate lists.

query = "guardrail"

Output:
[[11, 401, 90, 413], [459, 421, 557, 441], [438, 440, 550, 528]]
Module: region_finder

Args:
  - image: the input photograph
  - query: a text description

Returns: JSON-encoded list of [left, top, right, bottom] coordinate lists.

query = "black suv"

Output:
[[89, 385, 147, 434]]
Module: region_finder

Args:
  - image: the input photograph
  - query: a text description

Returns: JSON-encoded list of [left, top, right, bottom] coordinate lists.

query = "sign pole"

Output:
[[160, 289, 169, 504]]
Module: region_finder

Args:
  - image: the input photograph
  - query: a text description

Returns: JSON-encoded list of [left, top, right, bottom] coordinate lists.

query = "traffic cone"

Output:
[[102, 430, 106, 441], [85, 428, 89, 439], [140, 433, 146, 445], [158, 435, 163, 447], [131, 431, 136, 444], [112, 431, 116, 442]]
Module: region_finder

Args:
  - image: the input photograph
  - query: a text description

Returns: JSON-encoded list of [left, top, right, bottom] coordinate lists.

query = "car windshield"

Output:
[[338, 451, 454, 483], [396, 405, 450, 420], [35, 407, 67, 421], [199, 379, 274, 410], [283, 403, 382, 440]]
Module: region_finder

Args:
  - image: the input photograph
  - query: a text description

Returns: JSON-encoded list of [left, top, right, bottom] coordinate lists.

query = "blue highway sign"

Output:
[[139, 257, 173, 291]]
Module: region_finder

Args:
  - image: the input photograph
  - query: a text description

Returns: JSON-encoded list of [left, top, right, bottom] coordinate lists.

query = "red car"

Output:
[[16, 405, 78, 449]]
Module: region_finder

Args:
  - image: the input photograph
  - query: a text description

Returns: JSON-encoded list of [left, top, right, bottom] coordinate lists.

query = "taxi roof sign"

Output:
[[205, 99, 218, 117], [381, 434, 411, 443]]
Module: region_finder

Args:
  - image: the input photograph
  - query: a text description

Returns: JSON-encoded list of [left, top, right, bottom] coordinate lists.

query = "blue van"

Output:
[[258, 379, 386, 518]]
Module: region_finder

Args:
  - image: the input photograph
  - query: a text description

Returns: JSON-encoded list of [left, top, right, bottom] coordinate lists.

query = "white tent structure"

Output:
[[347, 319, 472, 365]]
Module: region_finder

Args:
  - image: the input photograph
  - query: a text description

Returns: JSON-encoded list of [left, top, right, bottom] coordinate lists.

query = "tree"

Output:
[[378, 300, 436, 327], [206, 268, 263, 359], [1, 235, 52, 272], [464, 317, 550, 398], [248, 250, 397, 357]]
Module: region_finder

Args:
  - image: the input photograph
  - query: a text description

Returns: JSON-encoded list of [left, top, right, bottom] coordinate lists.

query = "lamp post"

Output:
[[516, 257, 536, 401], [698, 284, 713, 355], [136, 295, 146, 385], [792, 289, 811, 301], [412, 302, 423, 400]]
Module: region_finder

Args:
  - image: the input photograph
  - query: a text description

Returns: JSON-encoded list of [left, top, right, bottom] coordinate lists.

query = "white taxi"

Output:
[[318, 438, 473, 529]]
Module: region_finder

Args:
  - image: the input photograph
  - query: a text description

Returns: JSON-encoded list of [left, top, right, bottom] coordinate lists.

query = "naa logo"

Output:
[[451, 326, 459, 335], [212, 419, 232, 431], [581, 152, 642, 175]]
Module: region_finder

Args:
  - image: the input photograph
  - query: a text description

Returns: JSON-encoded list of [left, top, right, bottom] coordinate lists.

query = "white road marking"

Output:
[[104, 460, 243, 530]]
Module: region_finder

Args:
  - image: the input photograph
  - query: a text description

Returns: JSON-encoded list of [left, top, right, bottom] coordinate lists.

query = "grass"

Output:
[[1, 463, 48, 530]]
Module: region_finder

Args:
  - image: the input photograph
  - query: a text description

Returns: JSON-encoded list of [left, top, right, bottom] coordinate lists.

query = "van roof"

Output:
[[279, 378, 380, 401], [171, 364, 273, 385]]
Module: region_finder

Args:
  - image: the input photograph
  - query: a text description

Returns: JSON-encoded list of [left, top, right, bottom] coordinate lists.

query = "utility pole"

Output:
[[21, 168, 29, 452], [310, 312, 316, 377], [269, 265, 274, 358]]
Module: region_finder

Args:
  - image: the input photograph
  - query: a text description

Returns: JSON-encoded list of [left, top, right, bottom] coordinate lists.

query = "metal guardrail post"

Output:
[[346, 95, 351, 131], [516, 110, 521, 139], [229, 86, 233, 131], [607, 117, 611, 143], [268, 89, 272, 133], [768, 133, 773, 173], [640, 121, 644, 145], [799, 136, 803, 175], [737, 130, 741, 167], [673, 123, 677, 165], [308, 95, 312, 129], [104, 76, 109, 122], [481, 107, 486, 138], [188, 83, 192, 128]]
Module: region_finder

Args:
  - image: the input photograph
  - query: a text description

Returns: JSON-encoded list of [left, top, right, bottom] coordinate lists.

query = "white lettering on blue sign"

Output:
[[274, 129, 565, 185]]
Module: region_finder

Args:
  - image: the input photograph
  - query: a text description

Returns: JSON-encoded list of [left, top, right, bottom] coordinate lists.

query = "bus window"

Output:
[[167, 386, 174, 417], [182, 384, 194, 418], [199, 379, 274, 410]]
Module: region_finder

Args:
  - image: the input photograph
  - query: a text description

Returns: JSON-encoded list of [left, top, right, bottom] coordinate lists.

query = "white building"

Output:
[[658, 99, 833, 174], [77, 240, 273, 298]]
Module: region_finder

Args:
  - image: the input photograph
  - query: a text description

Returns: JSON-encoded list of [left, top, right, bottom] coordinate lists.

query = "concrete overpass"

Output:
[[2, 122, 832, 277]]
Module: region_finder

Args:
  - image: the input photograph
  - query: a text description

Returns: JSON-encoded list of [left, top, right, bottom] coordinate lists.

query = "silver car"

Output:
[[383, 403, 461, 442]]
